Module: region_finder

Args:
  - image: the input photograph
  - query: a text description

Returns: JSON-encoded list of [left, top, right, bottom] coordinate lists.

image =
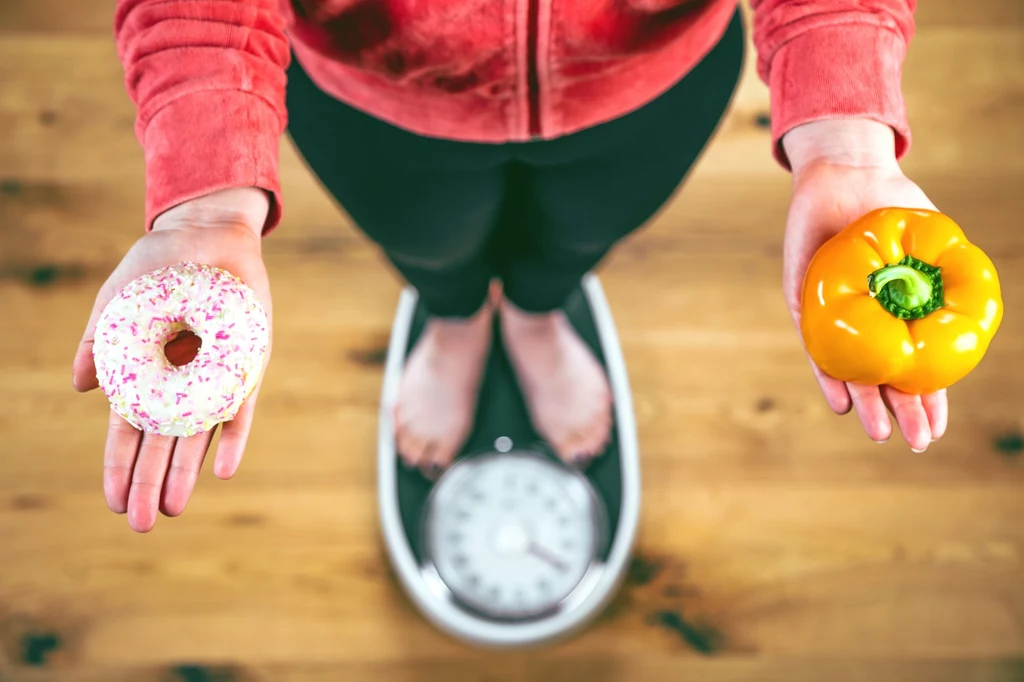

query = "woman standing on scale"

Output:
[[74, 0, 944, 533]]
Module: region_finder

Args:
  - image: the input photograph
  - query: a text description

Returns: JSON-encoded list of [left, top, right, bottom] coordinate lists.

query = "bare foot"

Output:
[[394, 300, 493, 477], [499, 298, 612, 464]]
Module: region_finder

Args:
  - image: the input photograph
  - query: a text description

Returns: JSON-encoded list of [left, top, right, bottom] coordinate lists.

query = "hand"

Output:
[[73, 188, 273, 532], [781, 120, 947, 452]]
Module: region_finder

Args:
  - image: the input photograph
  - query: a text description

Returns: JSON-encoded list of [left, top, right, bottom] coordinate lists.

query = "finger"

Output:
[[808, 356, 853, 414], [161, 426, 217, 517], [847, 383, 893, 443], [212, 316, 272, 480], [880, 386, 932, 452], [103, 410, 142, 513], [127, 433, 176, 533], [921, 389, 949, 441], [213, 380, 263, 480]]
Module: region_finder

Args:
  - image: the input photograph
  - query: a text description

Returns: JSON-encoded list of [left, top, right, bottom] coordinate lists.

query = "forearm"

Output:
[[749, 0, 917, 169], [115, 0, 290, 233]]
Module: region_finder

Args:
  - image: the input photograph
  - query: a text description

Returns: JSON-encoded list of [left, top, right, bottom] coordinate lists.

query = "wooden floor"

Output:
[[1, 2, 1022, 681]]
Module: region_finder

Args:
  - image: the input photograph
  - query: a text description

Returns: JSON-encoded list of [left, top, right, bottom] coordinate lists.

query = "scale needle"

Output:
[[527, 542, 569, 573]]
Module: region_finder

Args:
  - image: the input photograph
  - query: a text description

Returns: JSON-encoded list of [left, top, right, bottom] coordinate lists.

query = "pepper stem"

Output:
[[867, 255, 945, 320]]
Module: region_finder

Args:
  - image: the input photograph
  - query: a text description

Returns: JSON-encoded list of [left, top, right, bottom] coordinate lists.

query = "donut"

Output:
[[92, 262, 270, 437]]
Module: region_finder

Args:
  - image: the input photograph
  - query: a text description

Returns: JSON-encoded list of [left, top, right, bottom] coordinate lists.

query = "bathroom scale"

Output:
[[377, 274, 641, 648]]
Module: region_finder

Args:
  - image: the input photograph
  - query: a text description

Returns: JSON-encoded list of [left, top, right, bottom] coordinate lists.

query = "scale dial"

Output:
[[422, 450, 606, 621]]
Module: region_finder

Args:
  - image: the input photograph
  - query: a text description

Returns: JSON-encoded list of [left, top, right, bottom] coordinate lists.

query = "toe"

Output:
[[571, 419, 610, 463], [422, 438, 462, 479], [558, 433, 591, 465], [396, 427, 425, 468], [418, 442, 442, 479], [591, 416, 612, 453], [436, 438, 461, 468]]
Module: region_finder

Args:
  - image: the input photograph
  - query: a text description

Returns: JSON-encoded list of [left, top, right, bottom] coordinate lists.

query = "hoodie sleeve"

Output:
[[115, 0, 291, 233], [748, 0, 917, 169]]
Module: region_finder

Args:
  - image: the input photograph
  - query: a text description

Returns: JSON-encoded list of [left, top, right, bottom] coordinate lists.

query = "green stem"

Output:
[[867, 255, 945, 320]]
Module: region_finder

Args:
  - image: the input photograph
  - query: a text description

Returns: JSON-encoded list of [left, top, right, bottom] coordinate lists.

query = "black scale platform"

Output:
[[394, 284, 624, 563]]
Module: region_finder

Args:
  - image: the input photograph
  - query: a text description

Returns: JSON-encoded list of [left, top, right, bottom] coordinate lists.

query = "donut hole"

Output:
[[164, 330, 202, 367]]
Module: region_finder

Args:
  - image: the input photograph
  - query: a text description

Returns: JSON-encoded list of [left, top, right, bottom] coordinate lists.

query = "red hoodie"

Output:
[[114, 0, 916, 233]]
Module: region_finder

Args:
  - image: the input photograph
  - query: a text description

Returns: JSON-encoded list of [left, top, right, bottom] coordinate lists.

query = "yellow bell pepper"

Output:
[[800, 207, 1002, 394]]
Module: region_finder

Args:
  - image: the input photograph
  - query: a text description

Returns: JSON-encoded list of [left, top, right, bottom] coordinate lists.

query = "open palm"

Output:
[[73, 192, 272, 532], [784, 160, 947, 451]]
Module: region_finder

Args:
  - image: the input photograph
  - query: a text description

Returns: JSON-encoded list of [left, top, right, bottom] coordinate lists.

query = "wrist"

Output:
[[783, 119, 901, 176], [152, 187, 270, 237]]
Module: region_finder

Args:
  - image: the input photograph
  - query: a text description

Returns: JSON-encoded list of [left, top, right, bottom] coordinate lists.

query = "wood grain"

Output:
[[1, 1, 1022, 681]]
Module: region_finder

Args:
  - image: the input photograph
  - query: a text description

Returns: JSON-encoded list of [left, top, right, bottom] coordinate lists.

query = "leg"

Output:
[[285, 56, 509, 475], [502, 9, 746, 311], [497, 10, 746, 461], [285, 56, 508, 318]]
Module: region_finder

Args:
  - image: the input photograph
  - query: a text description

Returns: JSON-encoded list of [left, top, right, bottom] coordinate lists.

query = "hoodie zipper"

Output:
[[526, 0, 541, 138]]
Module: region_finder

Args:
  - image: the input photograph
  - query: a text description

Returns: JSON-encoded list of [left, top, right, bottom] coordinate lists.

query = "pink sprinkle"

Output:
[[216, 331, 229, 340], [181, 411, 193, 417]]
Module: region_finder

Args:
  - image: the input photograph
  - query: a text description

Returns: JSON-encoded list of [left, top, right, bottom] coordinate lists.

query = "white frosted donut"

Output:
[[93, 262, 270, 437]]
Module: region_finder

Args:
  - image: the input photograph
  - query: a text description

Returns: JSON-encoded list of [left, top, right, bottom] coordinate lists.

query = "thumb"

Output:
[[73, 285, 113, 392]]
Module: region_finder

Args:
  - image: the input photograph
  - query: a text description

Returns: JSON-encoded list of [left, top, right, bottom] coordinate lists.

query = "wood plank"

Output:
[[3, 659, 1024, 682], [0, 1, 115, 34], [2, 177, 1022, 490], [2, 234, 1021, 492], [713, 26, 1024, 178], [0, 486, 1021, 667], [914, 1, 1024, 27]]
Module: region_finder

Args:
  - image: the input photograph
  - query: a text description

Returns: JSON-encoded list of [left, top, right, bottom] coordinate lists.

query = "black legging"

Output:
[[285, 11, 745, 318]]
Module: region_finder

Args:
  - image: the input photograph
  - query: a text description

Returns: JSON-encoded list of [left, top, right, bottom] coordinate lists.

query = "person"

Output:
[[73, 0, 944, 534]]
